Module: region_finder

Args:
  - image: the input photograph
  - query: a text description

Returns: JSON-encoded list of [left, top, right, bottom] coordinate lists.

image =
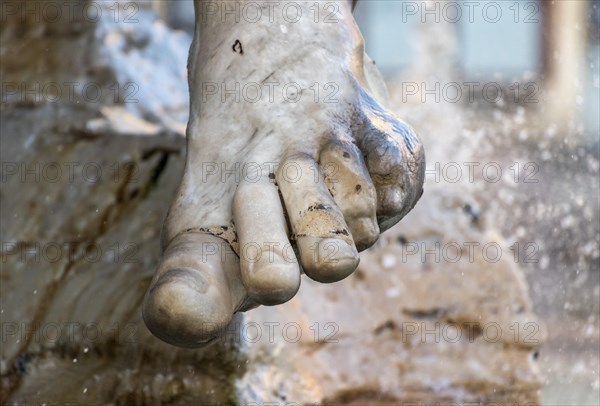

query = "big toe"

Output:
[[143, 267, 232, 347], [142, 232, 245, 348]]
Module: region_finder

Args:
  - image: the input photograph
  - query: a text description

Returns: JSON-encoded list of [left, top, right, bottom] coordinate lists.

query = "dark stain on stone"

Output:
[[463, 203, 480, 225], [373, 319, 397, 335], [343, 152, 350, 158], [261, 71, 275, 83], [249, 128, 258, 141], [353, 268, 366, 280], [403, 308, 445, 319], [291, 233, 307, 241], [232, 40, 243, 54], [13, 352, 31, 376], [444, 318, 484, 341], [307, 203, 330, 211], [397, 235, 408, 245], [324, 388, 398, 404], [355, 184, 362, 192]]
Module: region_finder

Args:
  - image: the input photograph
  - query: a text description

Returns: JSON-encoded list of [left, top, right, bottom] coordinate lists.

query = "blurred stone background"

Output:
[[1, 0, 598, 404]]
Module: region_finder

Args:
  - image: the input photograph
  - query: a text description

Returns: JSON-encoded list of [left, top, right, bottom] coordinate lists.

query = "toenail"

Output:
[[299, 237, 359, 283]]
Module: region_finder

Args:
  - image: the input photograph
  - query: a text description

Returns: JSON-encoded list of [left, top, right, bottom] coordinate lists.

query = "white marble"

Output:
[[143, 0, 425, 347]]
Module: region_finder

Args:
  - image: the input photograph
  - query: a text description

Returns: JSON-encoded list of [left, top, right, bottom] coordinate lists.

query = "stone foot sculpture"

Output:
[[143, 0, 425, 347]]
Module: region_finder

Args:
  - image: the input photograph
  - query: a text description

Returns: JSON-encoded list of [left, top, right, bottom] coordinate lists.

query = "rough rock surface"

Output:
[[239, 165, 544, 404], [1, 2, 544, 403]]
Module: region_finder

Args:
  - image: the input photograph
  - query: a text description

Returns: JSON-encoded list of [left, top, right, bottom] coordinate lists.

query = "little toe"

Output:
[[357, 91, 426, 231]]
